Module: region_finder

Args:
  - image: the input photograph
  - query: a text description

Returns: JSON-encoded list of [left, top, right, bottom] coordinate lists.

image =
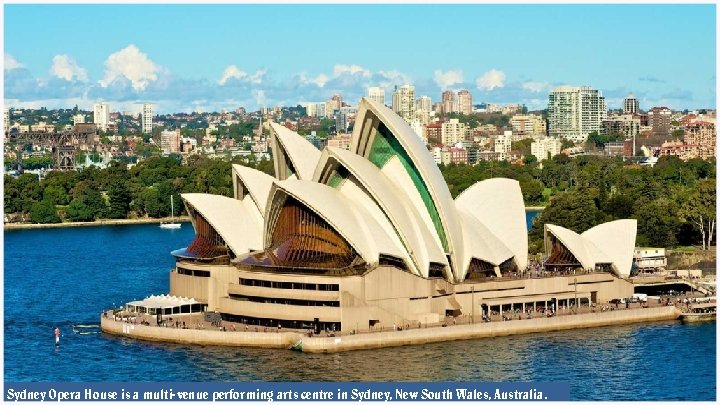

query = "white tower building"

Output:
[[142, 103, 153, 134], [93, 102, 110, 132]]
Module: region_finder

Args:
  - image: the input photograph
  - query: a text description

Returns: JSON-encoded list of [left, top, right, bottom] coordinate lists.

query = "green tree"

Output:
[[106, 182, 131, 219], [43, 185, 68, 206], [560, 139, 574, 150], [529, 190, 605, 253], [635, 197, 680, 248], [511, 138, 534, 156], [5, 173, 42, 213], [65, 198, 95, 222], [679, 179, 716, 250], [523, 154, 538, 165], [29, 199, 61, 223], [520, 178, 544, 204]]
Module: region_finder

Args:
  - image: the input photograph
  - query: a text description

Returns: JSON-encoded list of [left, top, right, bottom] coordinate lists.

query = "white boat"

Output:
[[680, 302, 716, 323], [160, 195, 182, 229]]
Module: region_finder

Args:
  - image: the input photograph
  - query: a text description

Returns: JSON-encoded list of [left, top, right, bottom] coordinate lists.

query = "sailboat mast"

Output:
[[171, 195, 174, 220]]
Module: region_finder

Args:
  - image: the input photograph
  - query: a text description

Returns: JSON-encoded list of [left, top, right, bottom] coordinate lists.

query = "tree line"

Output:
[[5, 153, 715, 252], [4, 155, 273, 224]]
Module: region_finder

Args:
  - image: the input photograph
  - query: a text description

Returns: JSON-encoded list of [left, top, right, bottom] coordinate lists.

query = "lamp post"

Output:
[[471, 286, 475, 324], [574, 277, 578, 314]]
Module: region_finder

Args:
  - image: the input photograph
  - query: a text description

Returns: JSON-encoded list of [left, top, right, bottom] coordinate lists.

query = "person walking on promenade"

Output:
[[54, 327, 60, 346]]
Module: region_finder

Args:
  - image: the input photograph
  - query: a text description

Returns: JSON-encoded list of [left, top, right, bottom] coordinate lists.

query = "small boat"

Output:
[[72, 324, 100, 334], [680, 302, 716, 323], [160, 195, 182, 229]]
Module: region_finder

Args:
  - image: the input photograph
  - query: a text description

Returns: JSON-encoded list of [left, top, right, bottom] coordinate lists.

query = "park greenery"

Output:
[[4, 153, 716, 253]]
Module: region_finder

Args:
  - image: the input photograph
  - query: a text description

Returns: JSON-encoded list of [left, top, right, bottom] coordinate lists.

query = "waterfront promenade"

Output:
[[4, 216, 191, 230], [100, 300, 684, 353]]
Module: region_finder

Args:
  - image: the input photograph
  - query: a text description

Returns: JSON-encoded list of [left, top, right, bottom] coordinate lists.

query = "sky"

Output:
[[3, 4, 717, 114]]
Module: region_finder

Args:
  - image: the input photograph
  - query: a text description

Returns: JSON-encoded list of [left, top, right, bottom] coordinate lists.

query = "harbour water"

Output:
[[3, 213, 716, 400]]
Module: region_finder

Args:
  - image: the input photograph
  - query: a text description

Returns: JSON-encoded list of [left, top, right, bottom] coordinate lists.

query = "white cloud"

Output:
[[99, 44, 160, 91], [297, 72, 328, 87], [475, 69, 506, 91], [333, 64, 371, 78], [312, 74, 328, 87], [522, 81, 549, 93], [218, 65, 266, 85], [5, 53, 23, 71], [252, 89, 267, 106], [375, 70, 412, 87], [50, 54, 88, 81], [434, 69, 464, 89]]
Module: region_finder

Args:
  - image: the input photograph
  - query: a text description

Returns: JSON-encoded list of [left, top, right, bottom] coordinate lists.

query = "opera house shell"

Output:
[[169, 98, 636, 332]]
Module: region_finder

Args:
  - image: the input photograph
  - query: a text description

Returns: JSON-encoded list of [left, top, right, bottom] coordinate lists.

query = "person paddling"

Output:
[[54, 327, 60, 346]]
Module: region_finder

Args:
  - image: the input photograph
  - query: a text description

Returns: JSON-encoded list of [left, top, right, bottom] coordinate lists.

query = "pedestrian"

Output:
[[54, 327, 60, 345]]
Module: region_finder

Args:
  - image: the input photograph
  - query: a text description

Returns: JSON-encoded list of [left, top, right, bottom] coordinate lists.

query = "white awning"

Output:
[[126, 294, 202, 309]]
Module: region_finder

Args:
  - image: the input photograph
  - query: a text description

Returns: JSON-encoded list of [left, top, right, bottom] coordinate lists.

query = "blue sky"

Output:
[[4, 4, 716, 113]]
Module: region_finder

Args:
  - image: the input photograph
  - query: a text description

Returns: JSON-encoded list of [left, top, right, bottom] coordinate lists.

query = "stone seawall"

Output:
[[100, 317, 301, 349], [300, 306, 680, 353], [101, 306, 680, 353], [667, 248, 716, 274]]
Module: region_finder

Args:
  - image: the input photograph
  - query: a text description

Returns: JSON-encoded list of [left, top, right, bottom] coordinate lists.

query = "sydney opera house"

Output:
[[166, 98, 637, 333]]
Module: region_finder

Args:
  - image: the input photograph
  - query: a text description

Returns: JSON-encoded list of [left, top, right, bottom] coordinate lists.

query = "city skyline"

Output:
[[4, 4, 716, 114]]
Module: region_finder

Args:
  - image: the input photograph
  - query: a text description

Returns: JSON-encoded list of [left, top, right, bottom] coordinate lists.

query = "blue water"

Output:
[[4, 220, 716, 400], [526, 210, 539, 229]]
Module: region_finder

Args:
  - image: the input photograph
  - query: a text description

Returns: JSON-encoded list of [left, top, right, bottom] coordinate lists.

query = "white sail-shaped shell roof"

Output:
[[181, 193, 263, 256], [313, 146, 448, 277], [582, 219, 637, 278], [545, 222, 636, 277], [457, 209, 515, 279], [269, 122, 321, 181], [266, 179, 407, 267], [545, 224, 597, 270], [455, 178, 528, 270], [231, 164, 275, 215], [351, 98, 464, 281]]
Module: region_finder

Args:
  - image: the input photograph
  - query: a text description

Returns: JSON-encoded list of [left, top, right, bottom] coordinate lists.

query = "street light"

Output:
[[574, 277, 578, 314], [471, 286, 475, 324]]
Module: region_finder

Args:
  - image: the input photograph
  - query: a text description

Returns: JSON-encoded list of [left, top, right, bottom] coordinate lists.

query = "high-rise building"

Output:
[[684, 121, 716, 160], [441, 118, 467, 145], [305, 102, 327, 118], [142, 103, 153, 134], [494, 131, 512, 161], [511, 114, 546, 137], [367, 87, 385, 106], [326, 94, 343, 119], [391, 85, 415, 122], [416, 96, 432, 114], [547, 86, 607, 143], [336, 110, 348, 133], [601, 114, 641, 141], [457, 89, 473, 115], [441, 90, 455, 114], [3, 108, 9, 130], [160, 129, 180, 154], [623, 93, 640, 114], [531, 137, 563, 161], [648, 106, 672, 137], [93, 102, 110, 132]]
